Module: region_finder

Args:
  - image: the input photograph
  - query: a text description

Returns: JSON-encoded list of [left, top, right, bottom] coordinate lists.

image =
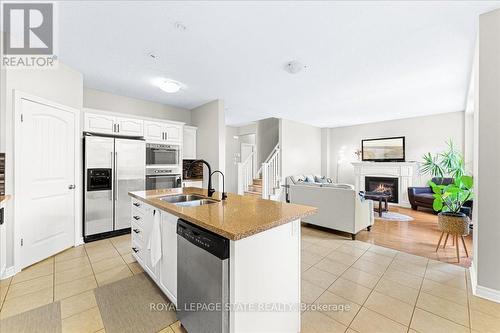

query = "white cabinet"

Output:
[[84, 113, 115, 134], [131, 202, 159, 281], [130, 199, 177, 306], [84, 111, 144, 136], [165, 124, 182, 142], [144, 121, 164, 141], [183, 126, 197, 159], [182, 180, 203, 188], [159, 211, 177, 305], [144, 121, 183, 143], [115, 116, 144, 136]]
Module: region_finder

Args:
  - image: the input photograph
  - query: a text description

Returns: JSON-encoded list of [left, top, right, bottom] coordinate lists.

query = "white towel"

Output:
[[148, 209, 162, 267]]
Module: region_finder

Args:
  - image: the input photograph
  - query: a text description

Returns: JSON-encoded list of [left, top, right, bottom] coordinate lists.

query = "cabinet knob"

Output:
[[132, 247, 139, 253], [133, 228, 140, 233], [133, 216, 141, 220], [133, 202, 141, 207]]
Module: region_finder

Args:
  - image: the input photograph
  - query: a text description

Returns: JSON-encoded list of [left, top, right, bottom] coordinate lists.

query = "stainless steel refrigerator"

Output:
[[84, 134, 145, 241]]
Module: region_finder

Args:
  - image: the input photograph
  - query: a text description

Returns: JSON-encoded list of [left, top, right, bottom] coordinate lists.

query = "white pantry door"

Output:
[[16, 96, 77, 269]]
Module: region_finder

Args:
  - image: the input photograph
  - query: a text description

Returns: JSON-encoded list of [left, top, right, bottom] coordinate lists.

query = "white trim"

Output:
[[13, 90, 81, 273], [469, 263, 500, 304], [1, 266, 16, 280], [469, 262, 477, 293], [83, 107, 186, 125]]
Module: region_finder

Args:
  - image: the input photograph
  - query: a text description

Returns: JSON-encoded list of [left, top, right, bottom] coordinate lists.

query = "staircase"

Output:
[[237, 144, 281, 200], [244, 178, 263, 197]]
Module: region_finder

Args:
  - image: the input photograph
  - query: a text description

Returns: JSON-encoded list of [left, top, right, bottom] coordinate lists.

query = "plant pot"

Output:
[[437, 212, 469, 236]]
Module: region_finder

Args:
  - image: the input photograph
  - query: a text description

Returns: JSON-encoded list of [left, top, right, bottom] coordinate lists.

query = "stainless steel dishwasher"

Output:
[[177, 219, 230, 333]]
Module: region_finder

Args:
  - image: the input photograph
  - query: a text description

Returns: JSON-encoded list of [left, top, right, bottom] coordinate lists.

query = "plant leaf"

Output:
[[433, 198, 443, 211]]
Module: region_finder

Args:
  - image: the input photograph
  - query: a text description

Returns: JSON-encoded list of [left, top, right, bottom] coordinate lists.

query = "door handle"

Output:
[[68, 184, 76, 189], [133, 202, 141, 207], [132, 247, 139, 253], [133, 228, 140, 233], [117, 124, 120, 133], [133, 215, 141, 220]]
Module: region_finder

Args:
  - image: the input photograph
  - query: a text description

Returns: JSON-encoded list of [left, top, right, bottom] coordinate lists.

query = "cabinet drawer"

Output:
[[131, 210, 144, 227], [131, 199, 145, 212], [131, 221, 144, 243], [131, 239, 143, 263]]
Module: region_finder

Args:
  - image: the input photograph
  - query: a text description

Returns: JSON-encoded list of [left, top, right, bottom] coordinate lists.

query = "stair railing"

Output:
[[237, 151, 255, 195], [260, 145, 280, 200]]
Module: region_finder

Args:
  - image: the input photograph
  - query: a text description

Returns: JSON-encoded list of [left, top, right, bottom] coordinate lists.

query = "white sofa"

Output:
[[286, 175, 374, 239]]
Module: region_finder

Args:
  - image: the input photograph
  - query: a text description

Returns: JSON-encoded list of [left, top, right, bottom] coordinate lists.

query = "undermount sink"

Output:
[[175, 199, 219, 207], [159, 194, 218, 207], [160, 194, 206, 203]]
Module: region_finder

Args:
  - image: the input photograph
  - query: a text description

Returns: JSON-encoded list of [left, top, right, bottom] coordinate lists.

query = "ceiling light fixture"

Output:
[[174, 21, 187, 31], [155, 78, 183, 93], [284, 60, 307, 74]]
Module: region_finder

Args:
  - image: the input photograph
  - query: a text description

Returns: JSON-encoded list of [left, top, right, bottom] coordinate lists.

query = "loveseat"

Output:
[[408, 177, 473, 217], [286, 175, 374, 239]]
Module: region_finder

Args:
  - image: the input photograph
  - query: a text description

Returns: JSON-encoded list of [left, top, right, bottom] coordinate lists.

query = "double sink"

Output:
[[160, 194, 218, 207]]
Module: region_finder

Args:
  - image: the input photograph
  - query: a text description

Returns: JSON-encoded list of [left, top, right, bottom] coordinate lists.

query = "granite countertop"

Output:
[[0, 195, 11, 204], [129, 188, 317, 241]]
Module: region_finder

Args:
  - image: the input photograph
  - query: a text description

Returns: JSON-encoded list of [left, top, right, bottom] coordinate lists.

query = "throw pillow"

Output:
[[304, 174, 315, 183]]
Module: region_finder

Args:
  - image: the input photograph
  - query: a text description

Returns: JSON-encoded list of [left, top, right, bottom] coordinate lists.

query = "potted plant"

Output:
[[429, 175, 473, 236], [421, 140, 465, 182]]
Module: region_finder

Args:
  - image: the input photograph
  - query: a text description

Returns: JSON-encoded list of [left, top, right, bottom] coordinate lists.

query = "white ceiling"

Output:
[[58, 1, 500, 127]]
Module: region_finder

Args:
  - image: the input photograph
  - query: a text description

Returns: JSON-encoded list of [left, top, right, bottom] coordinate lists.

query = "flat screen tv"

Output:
[[362, 136, 405, 162]]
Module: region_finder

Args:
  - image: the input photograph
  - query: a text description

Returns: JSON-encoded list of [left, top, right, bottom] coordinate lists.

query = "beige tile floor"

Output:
[[0, 234, 185, 333], [301, 226, 500, 333], [1, 227, 499, 333]]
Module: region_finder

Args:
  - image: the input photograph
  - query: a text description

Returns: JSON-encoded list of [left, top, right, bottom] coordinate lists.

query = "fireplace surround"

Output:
[[352, 162, 420, 207]]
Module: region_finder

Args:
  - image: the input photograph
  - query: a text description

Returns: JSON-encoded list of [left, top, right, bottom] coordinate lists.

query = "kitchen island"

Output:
[[129, 188, 316, 333]]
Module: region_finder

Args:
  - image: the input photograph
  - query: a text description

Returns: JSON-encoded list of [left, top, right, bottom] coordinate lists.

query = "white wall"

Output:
[[0, 63, 83, 273], [473, 8, 500, 300], [328, 112, 465, 185], [280, 119, 322, 180], [83, 87, 191, 123], [256, 118, 279, 166], [225, 126, 240, 193], [191, 100, 226, 191]]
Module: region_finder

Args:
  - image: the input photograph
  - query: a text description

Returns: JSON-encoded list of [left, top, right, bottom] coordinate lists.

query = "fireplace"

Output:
[[365, 176, 399, 203]]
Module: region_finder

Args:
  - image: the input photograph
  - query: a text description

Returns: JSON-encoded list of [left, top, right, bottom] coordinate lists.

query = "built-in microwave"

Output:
[[146, 143, 180, 166]]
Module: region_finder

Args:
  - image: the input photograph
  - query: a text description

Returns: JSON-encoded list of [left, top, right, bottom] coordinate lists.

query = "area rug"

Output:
[[375, 211, 414, 222], [94, 273, 177, 333], [0, 302, 61, 333]]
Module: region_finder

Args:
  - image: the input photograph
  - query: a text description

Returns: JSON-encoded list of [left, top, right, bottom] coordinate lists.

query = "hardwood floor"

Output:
[[356, 206, 473, 268]]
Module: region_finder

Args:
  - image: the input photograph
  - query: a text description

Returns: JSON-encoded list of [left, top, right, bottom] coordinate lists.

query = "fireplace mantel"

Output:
[[351, 162, 420, 207]]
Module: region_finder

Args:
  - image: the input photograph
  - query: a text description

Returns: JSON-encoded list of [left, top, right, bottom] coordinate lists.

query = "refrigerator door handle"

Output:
[[114, 152, 118, 201]]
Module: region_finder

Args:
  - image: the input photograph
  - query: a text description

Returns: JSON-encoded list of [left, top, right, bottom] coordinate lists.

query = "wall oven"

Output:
[[146, 167, 182, 190], [146, 143, 180, 166]]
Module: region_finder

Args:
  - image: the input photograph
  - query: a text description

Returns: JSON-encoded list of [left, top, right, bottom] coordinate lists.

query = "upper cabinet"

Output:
[[84, 113, 115, 134], [84, 109, 184, 143], [183, 126, 197, 159], [144, 121, 164, 141], [115, 117, 144, 137], [84, 111, 144, 137], [144, 121, 183, 143]]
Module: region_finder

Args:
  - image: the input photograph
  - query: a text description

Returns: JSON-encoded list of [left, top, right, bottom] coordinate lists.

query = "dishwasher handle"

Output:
[[177, 219, 229, 260]]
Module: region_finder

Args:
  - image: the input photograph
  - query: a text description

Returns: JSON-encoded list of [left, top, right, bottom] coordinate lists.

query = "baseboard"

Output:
[[469, 263, 500, 304], [1, 266, 16, 280]]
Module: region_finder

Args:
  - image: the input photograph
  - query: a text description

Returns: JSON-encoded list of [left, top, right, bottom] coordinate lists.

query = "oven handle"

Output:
[[146, 175, 181, 179]]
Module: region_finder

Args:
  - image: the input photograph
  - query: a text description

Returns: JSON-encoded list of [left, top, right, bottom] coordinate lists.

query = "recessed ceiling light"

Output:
[[154, 78, 183, 93]]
